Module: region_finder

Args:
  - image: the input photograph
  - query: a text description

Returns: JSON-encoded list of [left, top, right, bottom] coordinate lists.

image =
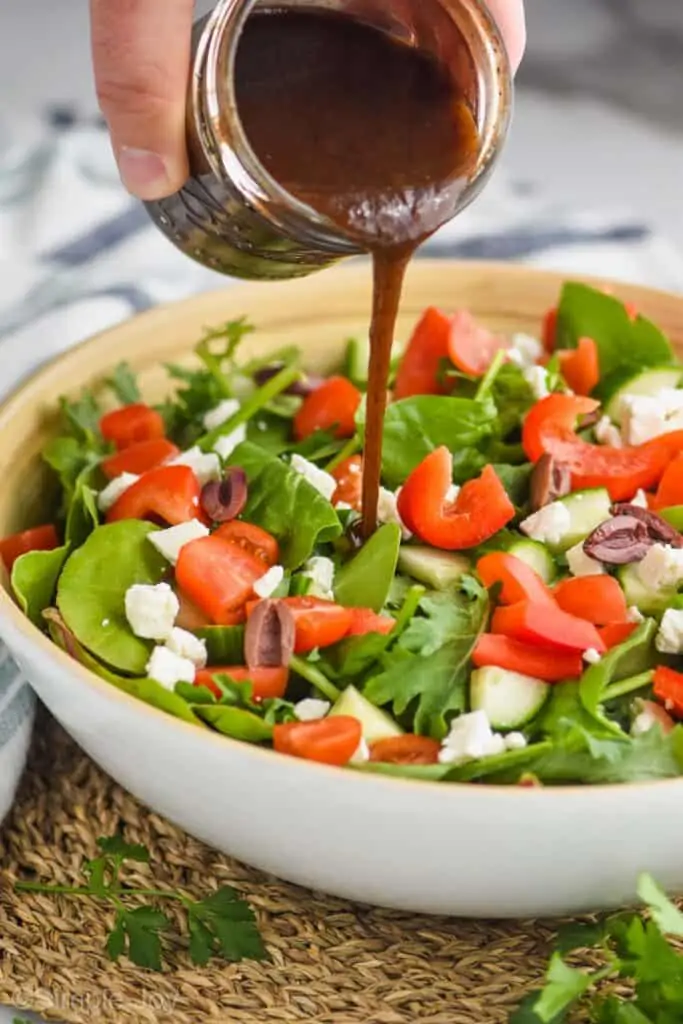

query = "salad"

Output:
[[4, 282, 683, 786]]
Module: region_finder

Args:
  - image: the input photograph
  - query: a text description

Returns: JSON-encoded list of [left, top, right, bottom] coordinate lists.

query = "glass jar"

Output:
[[145, 0, 512, 281]]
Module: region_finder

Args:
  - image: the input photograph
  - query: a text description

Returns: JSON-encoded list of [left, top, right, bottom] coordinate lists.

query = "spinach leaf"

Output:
[[363, 582, 488, 739], [379, 395, 497, 489], [106, 362, 141, 405], [225, 442, 341, 568], [490, 463, 533, 509], [194, 705, 273, 743], [580, 620, 657, 718], [11, 545, 70, 626], [333, 523, 400, 612], [56, 521, 167, 674], [556, 283, 673, 381], [196, 626, 245, 665], [44, 609, 203, 727]]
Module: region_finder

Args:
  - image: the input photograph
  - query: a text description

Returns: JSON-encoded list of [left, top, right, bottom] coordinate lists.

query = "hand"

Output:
[[91, 0, 526, 203]]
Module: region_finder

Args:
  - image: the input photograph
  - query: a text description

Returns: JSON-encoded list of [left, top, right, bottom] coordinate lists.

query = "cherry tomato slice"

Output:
[[654, 666, 683, 719], [176, 534, 266, 625], [100, 403, 165, 450], [346, 608, 396, 636], [393, 307, 452, 400], [369, 735, 440, 765], [557, 337, 599, 396], [101, 438, 179, 480], [447, 309, 509, 377], [273, 716, 362, 766], [0, 524, 59, 573], [280, 597, 354, 653], [106, 465, 201, 526], [598, 622, 638, 650], [195, 665, 289, 701], [476, 552, 556, 606], [542, 307, 558, 354], [331, 455, 363, 511], [472, 634, 583, 682], [553, 575, 628, 626], [293, 376, 362, 441], [491, 600, 606, 655], [214, 521, 279, 567]]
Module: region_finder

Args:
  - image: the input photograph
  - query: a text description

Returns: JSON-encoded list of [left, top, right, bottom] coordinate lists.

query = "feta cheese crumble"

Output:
[[146, 646, 195, 690], [619, 388, 683, 446], [655, 608, 683, 654], [168, 446, 221, 486], [523, 365, 550, 401], [202, 398, 240, 432], [583, 648, 603, 665], [505, 732, 528, 752], [165, 627, 207, 668], [566, 541, 604, 577], [438, 710, 505, 766], [377, 486, 412, 540], [444, 483, 461, 504], [630, 489, 649, 509], [594, 415, 622, 448], [507, 333, 543, 369], [97, 472, 139, 513], [520, 501, 572, 547], [350, 738, 370, 764], [290, 454, 336, 501], [294, 698, 331, 722], [148, 519, 209, 565], [125, 582, 178, 641], [253, 564, 285, 599], [213, 424, 247, 460], [302, 556, 335, 599], [637, 543, 683, 591], [627, 605, 645, 624]]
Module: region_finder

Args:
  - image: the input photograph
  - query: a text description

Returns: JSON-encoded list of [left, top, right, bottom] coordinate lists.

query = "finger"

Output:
[[91, 0, 195, 199], [486, 0, 526, 73]]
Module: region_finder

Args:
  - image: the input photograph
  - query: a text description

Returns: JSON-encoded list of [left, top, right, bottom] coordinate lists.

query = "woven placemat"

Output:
[[0, 712, 564, 1024]]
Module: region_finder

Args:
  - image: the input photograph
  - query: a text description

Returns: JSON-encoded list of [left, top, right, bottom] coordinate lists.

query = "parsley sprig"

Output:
[[15, 834, 267, 972], [513, 873, 683, 1022]]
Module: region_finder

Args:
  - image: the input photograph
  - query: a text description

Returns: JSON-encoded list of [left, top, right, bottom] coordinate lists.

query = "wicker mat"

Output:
[[0, 712, 566, 1024]]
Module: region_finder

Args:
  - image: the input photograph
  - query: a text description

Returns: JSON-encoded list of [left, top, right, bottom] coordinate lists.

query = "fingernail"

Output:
[[116, 147, 170, 199]]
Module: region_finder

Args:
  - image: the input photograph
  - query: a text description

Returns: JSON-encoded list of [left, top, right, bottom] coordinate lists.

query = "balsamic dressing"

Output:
[[235, 10, 480, 535]]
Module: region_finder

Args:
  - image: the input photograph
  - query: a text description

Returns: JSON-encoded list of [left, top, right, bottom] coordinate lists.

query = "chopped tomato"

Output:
[[542, 307, 558, 354], [522, 393, 674, 501], [99, 403, 165, 450], [397, 449, 515, 550], [476, 552, 556, 606], [195, 665, 289, 701], [472, 634, 583, 682], [293, 376, 361, 441], [0, 524, 59, 573], [447, 309, 509, 377], [346, 608, 395, 636], [176, 534, 266, 625], [331, 455, 363, 511], [106, 465, 201, 526], [653, 453, 683, 510], [393, 307, 452, 400], [369, 735, 440, 765], [101, 438, 179, 480], [214, 521, 279, 566], [279, 597, 354, 653], [557, 337, 599, 396], [553, 575, 628, 626], [598, 622, 638, 650], [653, 666, 683, 719], [175, 589, 212, 631], [273, 716, 362, 766], [491, 600, 606, 655]]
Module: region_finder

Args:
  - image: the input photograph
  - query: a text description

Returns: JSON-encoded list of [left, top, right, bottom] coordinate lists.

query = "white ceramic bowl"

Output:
[[2, 261, 683, 918]]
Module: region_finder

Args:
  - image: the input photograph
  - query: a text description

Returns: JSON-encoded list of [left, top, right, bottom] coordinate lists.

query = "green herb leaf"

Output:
[[43, 436, 100, 505], [59, 391, 103, 444], [638, 874, 683, 938], [97, 834, 150, 863], [56, 521, 167, 674], [532, 953, 596, 1022], [113, 906, 170, 971], [106, 362, 141, 405], [65, 466, 101, 547], [195, 704, 274, 742], [225, 442, 341, 568], [189, 886, 268, 963], [333, 523, 401, 612], [580, 620, 657, 719], [11, 545, 70, 626]]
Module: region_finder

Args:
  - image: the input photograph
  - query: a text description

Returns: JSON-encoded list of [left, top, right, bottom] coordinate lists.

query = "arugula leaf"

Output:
[[225, 442, 341, 568], [489, 362, 536, 439], [65, 467, 101, 547], [56, 521, 168, 673], [379, 395, 497, 489], [364, 583, 488, 739], [43, 436, 100, 505], [198, 363, 301, 452], [11, 545, 69, 626], [333, 523, 400, 612], [580, 620, 657, 718], [106, 362, 141, 404], [59, 391, 103, 443], [556, 283, 673, 381]]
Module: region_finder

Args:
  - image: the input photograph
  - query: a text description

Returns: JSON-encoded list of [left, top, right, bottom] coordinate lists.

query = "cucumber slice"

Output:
[[344, 337, 370, 387], [603, 366, 682, 423], [507, 539, 556, 583], [330, 685, 403, 743], [617, 563, 676, 617], [554, 488, 611, 551], [397, 545, 470, 590], [470, 667, 549, 730]]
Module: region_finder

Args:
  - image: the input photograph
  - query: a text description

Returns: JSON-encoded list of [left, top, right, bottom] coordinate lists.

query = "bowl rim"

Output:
[[2, 258, 683, 798]]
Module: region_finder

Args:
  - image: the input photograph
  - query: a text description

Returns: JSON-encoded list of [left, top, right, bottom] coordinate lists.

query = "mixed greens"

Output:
[[4, 282, 683, 784]]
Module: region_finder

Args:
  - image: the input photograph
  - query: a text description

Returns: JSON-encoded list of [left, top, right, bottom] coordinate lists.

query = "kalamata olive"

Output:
[[200, 467, 248, 523], [583, 515, 651, 565], [253, 363, 324, 398], [344, 515, 366, 551], [244, 599, 295, 670], [611, 504, 683, 548], [530, 454, 571, 512]]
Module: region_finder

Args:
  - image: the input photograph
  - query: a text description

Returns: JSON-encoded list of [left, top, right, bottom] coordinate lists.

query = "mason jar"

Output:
[[145, 0, 513, 281]]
